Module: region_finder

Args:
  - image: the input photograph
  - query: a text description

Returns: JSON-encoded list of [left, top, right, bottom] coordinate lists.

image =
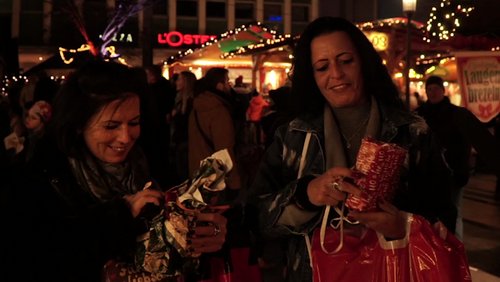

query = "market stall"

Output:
[[164, 22, 293, 93]]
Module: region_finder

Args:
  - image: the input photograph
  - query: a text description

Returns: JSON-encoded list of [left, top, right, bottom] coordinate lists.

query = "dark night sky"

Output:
[[319, 0, 500, 37], [413, 0, 500, 37]]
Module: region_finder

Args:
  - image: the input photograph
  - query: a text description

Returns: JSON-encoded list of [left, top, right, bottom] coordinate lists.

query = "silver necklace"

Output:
[[340, 117, 369, 149]]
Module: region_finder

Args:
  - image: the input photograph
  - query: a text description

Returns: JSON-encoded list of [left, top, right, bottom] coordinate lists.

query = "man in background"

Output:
[[188, 67, 242, 195], [416, 75, 500, 240]]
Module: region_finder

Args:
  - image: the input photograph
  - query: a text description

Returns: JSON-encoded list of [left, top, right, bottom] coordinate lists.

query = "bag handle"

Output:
[[297, 132, 312, 179], [295, 132, 314, 268], [295, 132, 355, 261], [292, 131, 312, 268], [318, 203, 347, 254]]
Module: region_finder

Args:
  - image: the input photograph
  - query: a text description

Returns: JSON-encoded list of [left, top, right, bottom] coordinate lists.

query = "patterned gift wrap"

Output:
[[345, 137, 407, 211], [102, 260, 183, 282], [164, 202, 201, 258], [132, 149, 233, 277], [134, 211, 186, 276]]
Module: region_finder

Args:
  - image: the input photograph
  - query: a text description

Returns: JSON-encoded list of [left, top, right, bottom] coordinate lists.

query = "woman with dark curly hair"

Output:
[[247, 17, 456, 281]]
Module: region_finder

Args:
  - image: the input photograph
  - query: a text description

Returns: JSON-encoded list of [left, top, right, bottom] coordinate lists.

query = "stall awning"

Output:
[[165, 22, 281, 67]]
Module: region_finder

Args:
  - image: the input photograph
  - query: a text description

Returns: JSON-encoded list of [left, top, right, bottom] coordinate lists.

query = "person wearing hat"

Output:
[[3, 100, 53, 167], [24, 100, 52, 133], [20, 100, 53, 162], [416, 75, 500, 240]]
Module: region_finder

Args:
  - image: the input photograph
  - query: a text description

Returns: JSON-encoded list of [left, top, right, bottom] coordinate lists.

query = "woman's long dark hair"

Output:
[[289, 16, 403, 117], [49, 59, 147, 157]]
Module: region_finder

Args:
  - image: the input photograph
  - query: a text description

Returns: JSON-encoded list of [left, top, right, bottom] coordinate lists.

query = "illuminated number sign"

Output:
[[364, 32, 389, 51], [157, 31, 217, 47]]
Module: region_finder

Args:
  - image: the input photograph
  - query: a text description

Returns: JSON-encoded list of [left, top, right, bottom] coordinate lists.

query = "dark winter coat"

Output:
[[416, 97, 500, 187], [247, 100, 456, 282], [2, 137, 150, 282]]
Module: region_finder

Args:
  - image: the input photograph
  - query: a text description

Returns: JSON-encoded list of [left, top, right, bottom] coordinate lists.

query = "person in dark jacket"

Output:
[[2, 60, 228, 282], [246, 17, 456, 282], [170, 70, 196, 183], [260, 86, 293, 148], [416, 75, 500, 240], [142, 64, 176, 187]]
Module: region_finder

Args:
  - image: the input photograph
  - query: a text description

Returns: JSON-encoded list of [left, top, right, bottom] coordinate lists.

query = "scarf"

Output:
[[323, 96, 381, 169], [68, 146, 151, 203]]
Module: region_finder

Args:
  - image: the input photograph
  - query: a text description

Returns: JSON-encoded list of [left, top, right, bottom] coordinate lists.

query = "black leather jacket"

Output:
[[247, 100, 456, 282]]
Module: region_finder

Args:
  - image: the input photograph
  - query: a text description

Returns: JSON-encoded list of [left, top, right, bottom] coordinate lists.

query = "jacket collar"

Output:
[[421, 96, 451, 111], [287, 98, 418, 144]]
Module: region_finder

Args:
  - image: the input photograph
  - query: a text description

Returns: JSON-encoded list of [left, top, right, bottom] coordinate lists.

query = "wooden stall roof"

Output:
[[165, 22, 285, 67]]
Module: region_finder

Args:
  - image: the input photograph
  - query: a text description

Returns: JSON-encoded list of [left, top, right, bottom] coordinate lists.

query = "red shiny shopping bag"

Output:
[[310, 213, 471, 282]]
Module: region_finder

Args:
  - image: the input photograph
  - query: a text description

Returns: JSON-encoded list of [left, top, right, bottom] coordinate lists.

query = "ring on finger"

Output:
[[212, 224, 221, 236], [331, 181, 343, 192], [331, 176, 344, 192]]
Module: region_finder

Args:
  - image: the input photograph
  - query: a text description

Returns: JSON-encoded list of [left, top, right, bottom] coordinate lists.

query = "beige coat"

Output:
[[188, 90, 242, 190]]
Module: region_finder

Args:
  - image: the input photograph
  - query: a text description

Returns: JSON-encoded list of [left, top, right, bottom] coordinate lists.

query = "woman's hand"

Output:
[[307, 167, 361, 207], [348, 200, 407, 240], [190, 212, 228, 253], [123, 189, 164, 218]]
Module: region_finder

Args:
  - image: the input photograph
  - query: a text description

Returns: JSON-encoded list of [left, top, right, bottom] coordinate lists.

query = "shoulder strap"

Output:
[[194, 110, 215, 151], [297, 132, 312, 178], [295, 132, 315, 268]]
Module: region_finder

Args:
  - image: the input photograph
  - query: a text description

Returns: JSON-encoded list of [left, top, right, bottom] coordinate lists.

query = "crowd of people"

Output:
[[0, 16, 499, 282]]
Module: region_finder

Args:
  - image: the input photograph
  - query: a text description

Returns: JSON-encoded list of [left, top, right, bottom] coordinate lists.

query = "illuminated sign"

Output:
[[59, 44, 127, 65], [157, 31, 217, 47], [364, 32, 389, 51], [99, 33, 134, 43]]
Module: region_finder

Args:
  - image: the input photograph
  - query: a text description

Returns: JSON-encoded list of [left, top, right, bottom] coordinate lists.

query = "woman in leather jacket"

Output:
[[246, 17, 456, 282]]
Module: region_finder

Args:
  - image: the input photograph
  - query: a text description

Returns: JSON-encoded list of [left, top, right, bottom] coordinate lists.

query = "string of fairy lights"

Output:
[[5, 1, 495, 98], [418, 1, 478, 68], [164, 10, 486, 77], [1, 75, 65, 98], [165, 22, 282, 65], [1, 76, 16, 97], [357, 17, 425, 33], [424, 0, 474, 43], [222, 34, 295, 60]]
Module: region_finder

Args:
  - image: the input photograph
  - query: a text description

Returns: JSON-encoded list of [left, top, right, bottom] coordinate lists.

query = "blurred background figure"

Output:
[[24, 100, 51, 134], [20, 100, 52, 162], [410, 91, 424, 110], [260, 86, 292, 148], [170, 70, 197, 183], [233, 75, 251, 96], [246, 90, 270, 145], [1, 98, 50, 167], [142, 65, 176, 187], [188, 67, 242, 197], [416, 75, 500, 240]]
